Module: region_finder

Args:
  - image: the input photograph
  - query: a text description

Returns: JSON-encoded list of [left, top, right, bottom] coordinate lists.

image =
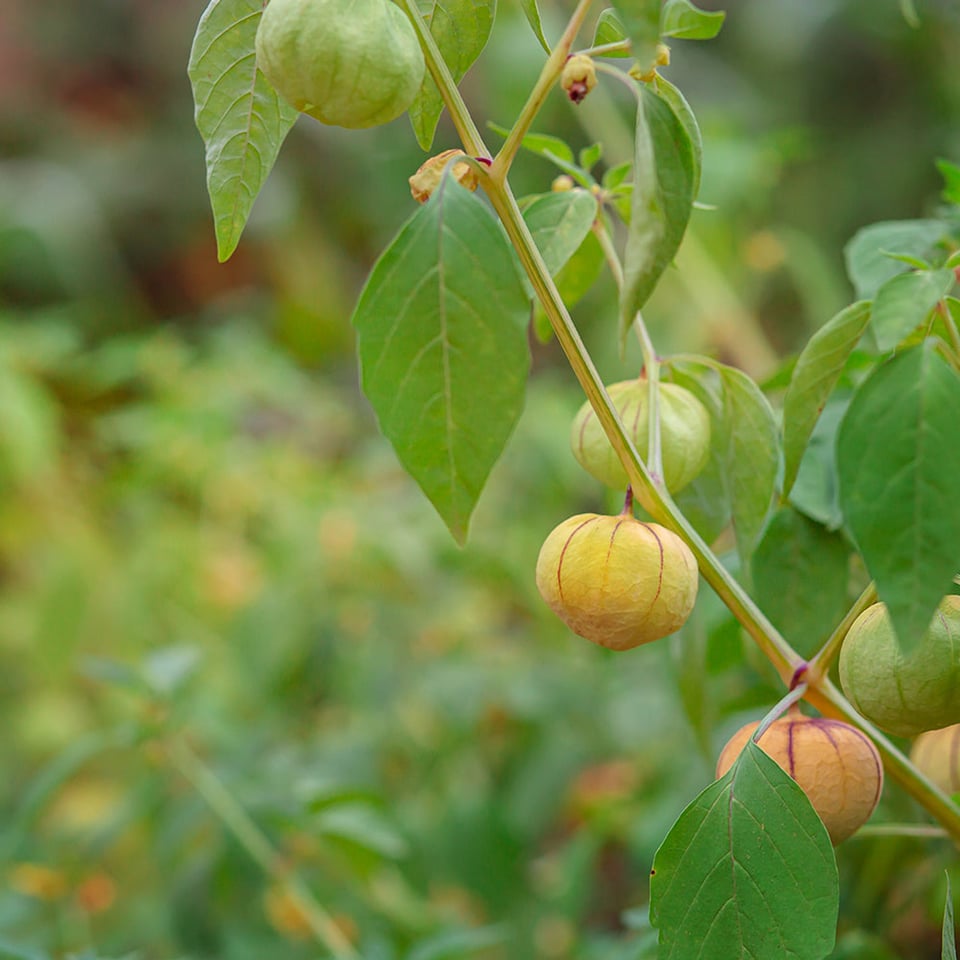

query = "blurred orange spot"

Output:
[[566, 760, 637, 819], [743, 230, 786, 272], [317, 510, 358, 561], [264, 885, 313, 940], [203, 547, 262, 611], [76, 872, 116, 913], [534, 914, 576, 957]]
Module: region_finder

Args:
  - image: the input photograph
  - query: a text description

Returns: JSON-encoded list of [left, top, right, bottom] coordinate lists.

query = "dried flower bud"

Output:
[[561, 55, 597, 104], [408, 149, 480, 204], [551, 175, 575, 192]]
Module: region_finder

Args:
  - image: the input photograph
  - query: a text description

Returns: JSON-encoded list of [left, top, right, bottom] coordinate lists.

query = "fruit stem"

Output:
[[622, 485, 634, 515], [753, 683, 808, 742], [632, 313, 665, 489], [490, 0, 596, 183], [806, 581, 878, 684], [397, 0, 489, 158]]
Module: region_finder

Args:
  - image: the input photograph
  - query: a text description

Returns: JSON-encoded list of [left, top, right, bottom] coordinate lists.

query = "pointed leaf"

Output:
[[717, 364, 780, 566], [838, 341, 960, 650], [409, 0, 496, 150], [187, 0, 299, 262], [751, 507, 851, 658], [944, 872, 957, 960], [619, 85, 696, 342], [592, 8, 630, 56], [650, 741, 838, 960], [352, 175, 530, 544], [844, 219, 948, 299], [871, 268, 954, 352], [611, 0, 660, 75], [532, 230, 604, 342], [523, 190, 599, 277], [653, 75, 703, 198], [782, 301, 871, 497], [517, 0, 550, 53], [660, 0, 725, 40]]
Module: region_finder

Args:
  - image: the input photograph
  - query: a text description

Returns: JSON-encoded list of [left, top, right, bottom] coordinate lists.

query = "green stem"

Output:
[[166, 737, 361, 959], [806, 580, 878, 684], [579, 40, 631, 58], [397, 0, 488, 158], [853, 824, 949, 839], [754, 684, 808, 741], [491, 0, 596, 182], [633, 312, 664, 488]]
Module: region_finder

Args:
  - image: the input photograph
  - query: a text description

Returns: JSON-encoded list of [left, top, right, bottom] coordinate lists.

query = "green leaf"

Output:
[[352, 173, 530, 544], [593, 8, 630, 56], [653, 75, 702, 199], [751, 507, 851, 658], [611, 0, 660, 74], [316, 803, 409, 859], [945, 872, 957, 960], [187, 0, 299, 262], [845, 219, 948, 299], [782, 301, 871, 497], [523, 190, 599, 277], [789, 394, 848, 531], [603, 160, 632, 190], [533, 230, 605, 342], [660, 0, 725, 40], [938, 158, 960, 206], [619, 85, 696, 344], [650, 741, 838, 960], [717, 364, 780, 567], [579, 142, 603, 172], [410, 0, 496, 150], [838, 341, 960, 651], [517, 0, 550, 54], [871, 268, 955, 352]]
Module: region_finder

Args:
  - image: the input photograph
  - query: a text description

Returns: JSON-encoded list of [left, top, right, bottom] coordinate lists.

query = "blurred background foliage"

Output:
[[1, 0, 959, 957]]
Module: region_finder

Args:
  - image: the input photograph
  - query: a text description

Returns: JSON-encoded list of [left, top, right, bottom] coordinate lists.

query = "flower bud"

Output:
[[561, 55, 597, 104], [551, 175, 575, 192], [408, 149, 480, 204]]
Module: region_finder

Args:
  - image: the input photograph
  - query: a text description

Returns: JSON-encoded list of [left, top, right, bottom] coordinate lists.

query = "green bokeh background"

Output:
[[1, 0, 959, 957]]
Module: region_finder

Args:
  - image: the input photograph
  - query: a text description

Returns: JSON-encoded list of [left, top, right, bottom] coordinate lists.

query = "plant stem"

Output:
[[490, 0, 596, 182], [753, 684, 808, 741], [853, 824, 948, 839], [165, 737, 361, 959], [806, 580, 878, 684], [398, 0, 489, 158]]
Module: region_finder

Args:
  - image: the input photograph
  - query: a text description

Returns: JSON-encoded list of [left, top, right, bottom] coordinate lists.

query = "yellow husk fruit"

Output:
[[910, 724, 960, 795], [838, 596, 960, 737], [570, 379, 710, 494], [716, 712, 883, 844], [535, 512, 698, 651], [255, 0, 425, 129]]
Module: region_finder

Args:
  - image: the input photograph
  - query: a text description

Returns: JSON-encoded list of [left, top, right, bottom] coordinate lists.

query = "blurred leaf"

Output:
[[611, 0, 659, 74], [871, 268, 954, 352], [660, 0, 725, 40], [517, 0, 550, 53], [523, 190, 599, 277], [751, 507, 851, 658], [838, 341, 960, 651], [0, 364, 60, 483], [900, 0, 920, 28], [406, 925, 508, 960], [593, 9, 630, 56], [603, 161, 633, 190], [316, 803, 409, 860], [487, 125, 574, 165], [187, 0, 298, 262], [782, 301, 871, 497], [580, 143, 603, 172], [0, 944, 50, 960], [620, 85, 696, 346], [143, 645, 203, 696], [938, 158, 960, 205], [945, 872, 957, 960], [844, 219, 948, 299], [649, 742, 838, 960], [410, 0, 496, 150], [352, 172, 530, 544], [80, 656, 146, 691]]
